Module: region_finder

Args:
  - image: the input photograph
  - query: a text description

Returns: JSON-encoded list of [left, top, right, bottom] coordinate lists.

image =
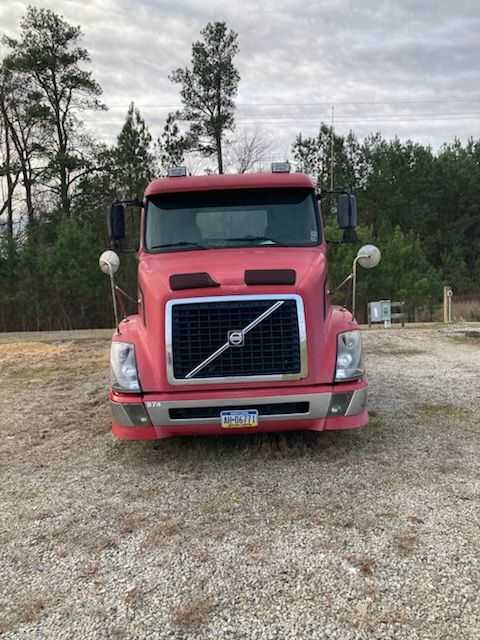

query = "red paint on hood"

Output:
[[138, 245, 322, 293]]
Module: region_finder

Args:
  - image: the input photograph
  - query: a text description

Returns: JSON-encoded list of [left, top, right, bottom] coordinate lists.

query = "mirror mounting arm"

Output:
[[316, 186, 351, 200], [113, 198, 143, 208], [325, 235, 359, 245], [115, 247, 138, 254]]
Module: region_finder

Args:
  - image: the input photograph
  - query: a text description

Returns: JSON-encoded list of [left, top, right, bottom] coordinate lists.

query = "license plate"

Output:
[[220, 409, 259, 429]]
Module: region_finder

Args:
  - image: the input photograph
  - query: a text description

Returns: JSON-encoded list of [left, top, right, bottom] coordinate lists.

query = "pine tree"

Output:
[[157, 112, 193, 174], [114, 102, 156, 199], [170, 22, 240, 174]]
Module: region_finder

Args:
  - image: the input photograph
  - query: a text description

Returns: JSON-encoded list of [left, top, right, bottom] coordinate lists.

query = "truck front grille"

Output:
[[167, 296, 305, 382]]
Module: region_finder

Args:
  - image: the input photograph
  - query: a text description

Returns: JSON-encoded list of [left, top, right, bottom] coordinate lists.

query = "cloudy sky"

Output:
[[2, 0, 480, 159]]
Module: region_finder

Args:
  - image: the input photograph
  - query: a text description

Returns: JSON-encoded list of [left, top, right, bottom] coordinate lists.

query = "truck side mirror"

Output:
[[108, 203, 126, 242], [337, 194, 358, 243], [337, 194, 358, 230]]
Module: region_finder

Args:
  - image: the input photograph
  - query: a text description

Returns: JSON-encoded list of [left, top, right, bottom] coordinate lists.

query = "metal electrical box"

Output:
[[368, 300, 392, 324]]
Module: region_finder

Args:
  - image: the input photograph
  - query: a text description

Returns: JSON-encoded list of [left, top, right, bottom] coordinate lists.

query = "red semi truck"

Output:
[[100, 164, 372, 440]]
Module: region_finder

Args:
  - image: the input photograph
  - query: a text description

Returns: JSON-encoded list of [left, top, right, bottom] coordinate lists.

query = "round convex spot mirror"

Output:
[[357, 244, 381, 269]]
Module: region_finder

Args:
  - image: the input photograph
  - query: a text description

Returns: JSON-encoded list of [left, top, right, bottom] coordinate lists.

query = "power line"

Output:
[[103, 98, 480, 109], [82, 112, 480, 125], [233, 114, 480, 123]]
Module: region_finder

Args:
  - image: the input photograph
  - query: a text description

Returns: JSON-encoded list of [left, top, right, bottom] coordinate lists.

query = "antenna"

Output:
[[330, 105, 335, 191]]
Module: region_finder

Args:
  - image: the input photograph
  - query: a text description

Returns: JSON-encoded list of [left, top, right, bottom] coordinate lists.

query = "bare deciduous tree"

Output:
[[226, 126, 274, 174], [0, 64, 50, 225], [0, 71, 21, 237], [3, 6, 105, 217]]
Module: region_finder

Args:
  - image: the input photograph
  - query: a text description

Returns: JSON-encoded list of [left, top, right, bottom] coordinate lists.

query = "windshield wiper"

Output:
[[224, 235, 284, 245], [150, 241, 207, 250]]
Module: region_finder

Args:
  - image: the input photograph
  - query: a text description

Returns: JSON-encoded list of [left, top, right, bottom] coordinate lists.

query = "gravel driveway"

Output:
[[0, 325, 479, 639]]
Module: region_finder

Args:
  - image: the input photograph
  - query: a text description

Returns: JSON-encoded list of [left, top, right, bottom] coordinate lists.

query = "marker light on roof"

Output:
[[167, 166, 187, 177], [271, 162, 291, 173]]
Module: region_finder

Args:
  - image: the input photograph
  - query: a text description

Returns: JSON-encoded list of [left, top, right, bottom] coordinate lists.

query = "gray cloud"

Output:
[[1, 0, 480, 156]]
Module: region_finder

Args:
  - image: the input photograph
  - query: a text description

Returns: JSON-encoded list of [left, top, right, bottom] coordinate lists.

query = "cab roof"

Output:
[[144, 172, 315, 197]]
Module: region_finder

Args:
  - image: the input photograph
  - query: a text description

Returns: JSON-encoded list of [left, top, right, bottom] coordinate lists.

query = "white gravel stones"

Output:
[[0, 326, 479, 638]]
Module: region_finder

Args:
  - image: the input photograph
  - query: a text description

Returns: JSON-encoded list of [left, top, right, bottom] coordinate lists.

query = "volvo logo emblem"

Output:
[[228, 330, 245, 347]]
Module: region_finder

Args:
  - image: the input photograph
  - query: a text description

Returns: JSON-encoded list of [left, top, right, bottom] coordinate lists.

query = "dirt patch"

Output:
[[172, 596, 216, 628]]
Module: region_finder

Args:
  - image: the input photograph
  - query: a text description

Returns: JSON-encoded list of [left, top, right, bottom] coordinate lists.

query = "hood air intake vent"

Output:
[[170, 272, 220, 291], [245, 269, 296, 285]]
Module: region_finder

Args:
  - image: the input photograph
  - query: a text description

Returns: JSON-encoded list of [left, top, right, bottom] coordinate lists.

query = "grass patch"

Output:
[[0, 340, 108, 385], [371, 346, 425, 356], [417, 403, 471, 420], [449, 333, 480, 346], [200, 490, 240, 515], [0, 330, 113, 345], [368, 415, 387, 432], [142, 518, 183, 547]]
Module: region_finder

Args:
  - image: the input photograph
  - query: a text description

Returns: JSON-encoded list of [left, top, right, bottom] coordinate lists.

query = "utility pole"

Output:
[[330, 104, 335, 191]]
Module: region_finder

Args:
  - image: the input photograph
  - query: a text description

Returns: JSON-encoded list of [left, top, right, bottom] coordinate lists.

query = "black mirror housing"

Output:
[[337, 194, 358, 230], [108, 203, 126, 242]]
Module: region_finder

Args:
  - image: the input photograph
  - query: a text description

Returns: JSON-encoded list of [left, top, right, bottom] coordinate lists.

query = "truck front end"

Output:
[[105, 168, 369, 440]]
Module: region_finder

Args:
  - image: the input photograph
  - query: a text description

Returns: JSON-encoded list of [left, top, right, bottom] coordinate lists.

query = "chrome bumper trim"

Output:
[[111, 387, 367, 427], [144, 392, 331, 425]]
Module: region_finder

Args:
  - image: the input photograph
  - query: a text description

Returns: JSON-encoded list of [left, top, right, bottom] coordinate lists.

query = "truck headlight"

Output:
[[111, 342, 141, 392], [335, 331, 364, 381]]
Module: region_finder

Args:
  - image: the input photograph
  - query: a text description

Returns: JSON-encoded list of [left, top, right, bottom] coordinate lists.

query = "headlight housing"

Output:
[[335, 331, 364, 381], [111, 342, 141, 392]]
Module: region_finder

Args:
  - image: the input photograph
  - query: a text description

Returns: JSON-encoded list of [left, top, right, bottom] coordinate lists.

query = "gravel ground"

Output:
[[0, 325, 479, 639]]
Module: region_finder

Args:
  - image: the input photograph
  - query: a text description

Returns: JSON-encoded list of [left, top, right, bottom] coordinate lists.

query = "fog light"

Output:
[[328, 392, 353, 417], [124, 403, 151, 426]]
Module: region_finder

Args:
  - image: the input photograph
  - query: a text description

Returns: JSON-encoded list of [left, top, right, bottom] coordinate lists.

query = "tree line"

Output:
[[293, 127, 480, 319], [0, 6, 478, 331]]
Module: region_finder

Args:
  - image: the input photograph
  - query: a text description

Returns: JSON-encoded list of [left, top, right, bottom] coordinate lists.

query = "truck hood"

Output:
[[139, 246, 326, 294]]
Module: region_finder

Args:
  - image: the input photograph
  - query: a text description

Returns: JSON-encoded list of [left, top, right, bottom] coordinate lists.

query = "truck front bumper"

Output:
[[110, 380, 368, 440]]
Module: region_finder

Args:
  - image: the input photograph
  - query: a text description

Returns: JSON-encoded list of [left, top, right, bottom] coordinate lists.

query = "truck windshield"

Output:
[[145, 188, 320, 251]]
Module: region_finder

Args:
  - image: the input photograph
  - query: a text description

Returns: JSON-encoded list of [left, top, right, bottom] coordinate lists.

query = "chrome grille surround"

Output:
[[165, 294, 308, 385]]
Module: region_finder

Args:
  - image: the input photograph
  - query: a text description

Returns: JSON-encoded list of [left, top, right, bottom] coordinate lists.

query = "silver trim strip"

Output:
[[242, 300, 285, 334], [185, 300, 285, 379], [345, 387, 367, 416], [185, 342, 230, 379], [165, 294, 308, 385], [143, 392, 332, 425]]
